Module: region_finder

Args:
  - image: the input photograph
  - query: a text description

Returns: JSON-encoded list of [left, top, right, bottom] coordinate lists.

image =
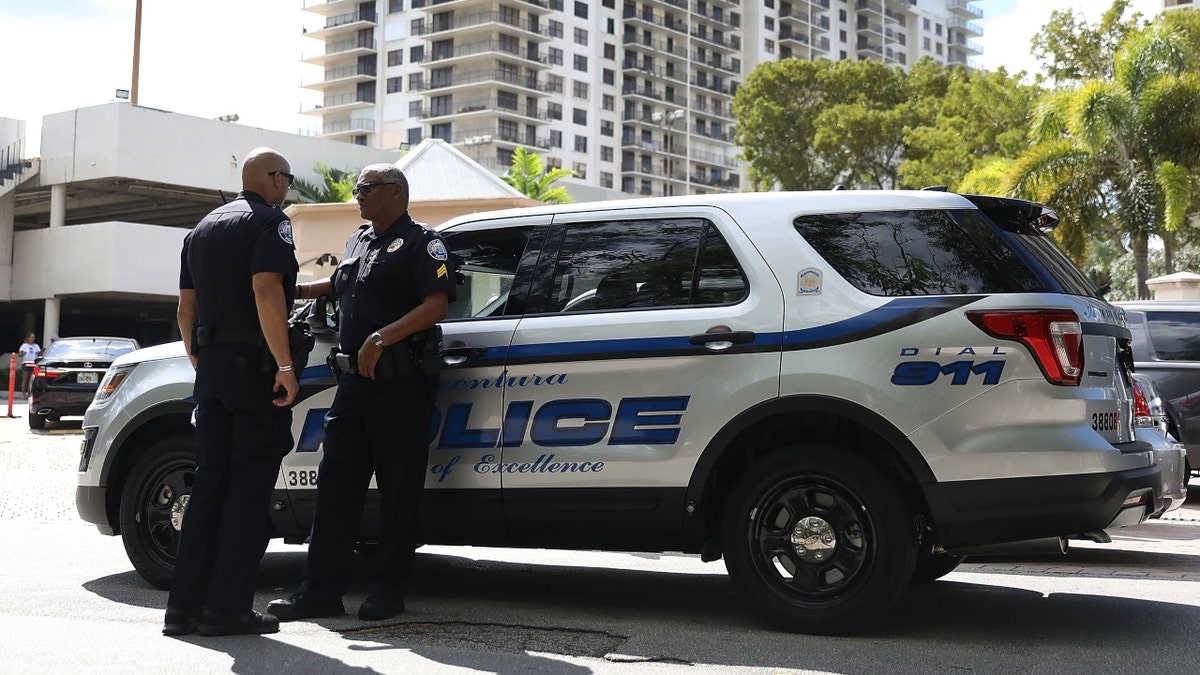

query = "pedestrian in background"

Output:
[[164, 147, 299, 637], [18, 333, 40, 398], [269, 163, 454, 623]]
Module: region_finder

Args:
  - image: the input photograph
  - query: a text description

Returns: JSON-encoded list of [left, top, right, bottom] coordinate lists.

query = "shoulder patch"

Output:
[[427, 239, 449, 261], [278, 220, 295, 246]]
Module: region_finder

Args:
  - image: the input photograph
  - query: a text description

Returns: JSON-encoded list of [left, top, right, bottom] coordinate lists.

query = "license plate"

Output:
[[78, 372, 99, 385]]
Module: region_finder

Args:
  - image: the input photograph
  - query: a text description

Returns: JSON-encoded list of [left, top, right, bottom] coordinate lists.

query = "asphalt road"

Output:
[[1, 402, 1198, 674]]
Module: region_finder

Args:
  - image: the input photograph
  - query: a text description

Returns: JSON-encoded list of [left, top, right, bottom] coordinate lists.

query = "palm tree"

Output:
[[1007, 19, 1200, 298], [292, 162, 357, 203], [501, 146, 574, 204]]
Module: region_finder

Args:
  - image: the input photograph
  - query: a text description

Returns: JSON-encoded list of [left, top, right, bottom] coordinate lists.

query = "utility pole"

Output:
[[131, 0, 142, 105]]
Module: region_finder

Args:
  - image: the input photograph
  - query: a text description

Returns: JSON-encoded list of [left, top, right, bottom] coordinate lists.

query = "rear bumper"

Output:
[[31, 391, 95, 417], [925, 464, 1164, 549]]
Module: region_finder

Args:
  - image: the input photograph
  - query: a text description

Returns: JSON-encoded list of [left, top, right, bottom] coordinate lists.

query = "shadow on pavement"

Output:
[[82, 544, 1200, 673]]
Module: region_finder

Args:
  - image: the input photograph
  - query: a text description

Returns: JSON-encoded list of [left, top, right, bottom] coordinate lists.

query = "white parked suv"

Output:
[[76, 190, 1187, 634]]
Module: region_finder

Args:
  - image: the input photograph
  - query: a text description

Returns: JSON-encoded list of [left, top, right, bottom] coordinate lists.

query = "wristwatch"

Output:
[[369, 331, 385, 348]]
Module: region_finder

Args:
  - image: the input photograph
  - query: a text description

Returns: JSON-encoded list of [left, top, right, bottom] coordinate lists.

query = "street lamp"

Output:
[[651, 109, 684, 196]]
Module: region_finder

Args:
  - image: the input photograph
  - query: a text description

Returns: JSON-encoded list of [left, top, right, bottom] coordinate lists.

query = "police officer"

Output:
[[164, 147, 299, 637], [268, 164, 454, 623]]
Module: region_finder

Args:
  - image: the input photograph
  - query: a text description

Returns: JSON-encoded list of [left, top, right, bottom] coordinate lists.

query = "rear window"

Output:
[[1144, 312, 1200, 361], [793, 209, 1042, 296], [42, 339, 138, 360], [971, 200, 1097, 297]]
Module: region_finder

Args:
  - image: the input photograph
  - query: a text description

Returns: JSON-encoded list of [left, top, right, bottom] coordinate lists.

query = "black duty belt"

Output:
[[194, 326, 264, 347]]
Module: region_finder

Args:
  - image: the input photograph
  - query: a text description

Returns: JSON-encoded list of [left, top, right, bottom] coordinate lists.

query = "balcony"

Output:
[[301, 0, 358, 17], [691, 52, 741, 75], [947, 35, 983, 55], [420, 97, 547, 123], [690, 27, 739, 52], [622, 7, 689, 38], [946, 0, 983, 19], [301, 91, 376, 116], [414, 12, 552, 41], [319, 117, 376, 140], [622, 57, 689, 85], [690, 148, 739, 169], [621, 85, 688, 108], [947, 15, 984, 37], [855, 37, 884, 60], [621, 33, 688, 60], [302, 37, 377, 66], [301, 63, 376, 91], [426, 0, 555, 15], [692, 99, 733, 121], [305, 8, 376, 40], [427, 39, 550, 69], [409, 68, 546, 94]]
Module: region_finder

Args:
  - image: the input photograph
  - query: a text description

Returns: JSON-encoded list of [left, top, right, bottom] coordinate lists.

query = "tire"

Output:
[[27, 412, 45, 430], [912, 552, 963, 583], [721, 444, 918, 635], [118, 436, 196, 590]]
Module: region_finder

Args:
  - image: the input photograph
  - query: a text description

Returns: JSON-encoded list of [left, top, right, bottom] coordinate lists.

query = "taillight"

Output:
[[967, 310, 1083, 386], [1130, 378, 1151, 419]]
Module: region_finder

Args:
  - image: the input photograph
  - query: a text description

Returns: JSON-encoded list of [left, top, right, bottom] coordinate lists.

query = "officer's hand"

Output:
[[273, 369, 299, 407], [357, 341, 382, 380]]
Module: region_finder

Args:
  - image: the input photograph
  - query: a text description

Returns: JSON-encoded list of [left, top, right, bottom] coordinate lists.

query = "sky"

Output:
[[0, 0, 1168, 156]]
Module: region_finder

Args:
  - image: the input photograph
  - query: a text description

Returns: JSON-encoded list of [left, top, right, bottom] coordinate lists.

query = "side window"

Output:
[[794, 210, 1039, 296], [1145, 311, 1200, 361], [548, 218, 747, 313], [443, 226, 533, 319]]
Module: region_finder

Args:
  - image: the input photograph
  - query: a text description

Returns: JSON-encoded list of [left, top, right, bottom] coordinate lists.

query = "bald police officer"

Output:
[[269, 164, 455, 623], [165, 148, 299, 637]]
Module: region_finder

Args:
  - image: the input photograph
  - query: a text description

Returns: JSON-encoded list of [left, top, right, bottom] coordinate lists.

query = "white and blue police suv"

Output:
[[76, 190, 1187, 634]]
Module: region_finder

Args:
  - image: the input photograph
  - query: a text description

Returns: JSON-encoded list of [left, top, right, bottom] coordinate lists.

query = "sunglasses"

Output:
[[269, 170, 295, 186], [352, 181, 398, 197]]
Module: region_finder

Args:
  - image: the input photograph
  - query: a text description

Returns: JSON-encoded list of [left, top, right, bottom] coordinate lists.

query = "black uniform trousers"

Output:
[[167, 344, 293, 616], [300, 370, 437, 602]]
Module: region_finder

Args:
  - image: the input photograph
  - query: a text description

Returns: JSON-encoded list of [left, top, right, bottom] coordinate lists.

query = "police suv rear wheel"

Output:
[[721, 445, 917, 634], [119, 437, 195, 590]]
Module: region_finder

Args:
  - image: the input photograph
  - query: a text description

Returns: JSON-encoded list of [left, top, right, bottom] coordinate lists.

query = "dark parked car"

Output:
[[29, 336, 140, 430], [1116, 300, 1200, 479]]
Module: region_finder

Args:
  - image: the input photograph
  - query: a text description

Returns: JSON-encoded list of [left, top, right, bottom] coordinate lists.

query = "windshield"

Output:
[[43, 338, 139, 360]]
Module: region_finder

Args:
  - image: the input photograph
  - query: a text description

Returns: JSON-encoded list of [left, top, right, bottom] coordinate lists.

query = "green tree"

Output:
[[292, 161, 357, 203], [734, 58, 1036, 192], [811, 60, 911, 189], [1009, 15, 1200, 298], [732, 58, 839, 191], [501, 146, 574, 204], [899, 63, 1039, 190], [1030, 0, 1146, 85]]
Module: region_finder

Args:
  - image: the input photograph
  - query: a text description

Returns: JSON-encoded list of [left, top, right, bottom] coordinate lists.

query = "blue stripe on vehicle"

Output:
[[781, 296, 982, 350], [448, 296, 984, 367]]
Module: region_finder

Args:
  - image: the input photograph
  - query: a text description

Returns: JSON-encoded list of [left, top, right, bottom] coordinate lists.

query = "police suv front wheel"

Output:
[[119, 436, 195, 590], [720, 445, 917, 634]]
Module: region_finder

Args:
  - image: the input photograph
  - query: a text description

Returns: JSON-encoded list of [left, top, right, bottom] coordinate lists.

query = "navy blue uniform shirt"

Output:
[[180, 191, 298, 329], [332, 212, 456, 352]]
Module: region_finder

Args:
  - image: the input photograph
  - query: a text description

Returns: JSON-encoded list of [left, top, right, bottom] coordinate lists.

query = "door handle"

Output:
[[442, 346, 486, 365], [689, 331, 755, 350]]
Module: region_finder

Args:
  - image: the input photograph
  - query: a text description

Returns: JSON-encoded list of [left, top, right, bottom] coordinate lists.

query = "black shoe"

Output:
[[358, 595, 405, 621], [162, 607, 199, 636], [266, 592, 345, 622], [197, 610, 280, 636]]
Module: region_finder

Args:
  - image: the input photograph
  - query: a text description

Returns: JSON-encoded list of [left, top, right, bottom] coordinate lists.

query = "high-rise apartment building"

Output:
[[1163, 0, 1196, 12], [300, 0, 983, 198]]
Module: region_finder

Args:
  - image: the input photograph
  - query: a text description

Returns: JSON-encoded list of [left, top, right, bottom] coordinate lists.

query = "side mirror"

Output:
[[307, 295, 338, 335]]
